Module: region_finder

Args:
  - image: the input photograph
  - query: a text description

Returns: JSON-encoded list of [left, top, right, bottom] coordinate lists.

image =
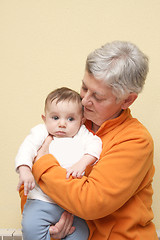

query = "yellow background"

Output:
[[0, 0, 160, 230]]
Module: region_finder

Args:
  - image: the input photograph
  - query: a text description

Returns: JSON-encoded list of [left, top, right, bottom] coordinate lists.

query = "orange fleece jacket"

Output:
[[20, 109, 158, 240]]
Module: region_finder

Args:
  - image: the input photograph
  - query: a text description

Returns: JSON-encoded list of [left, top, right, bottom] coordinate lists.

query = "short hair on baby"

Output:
[[44, 87, 82, 112]]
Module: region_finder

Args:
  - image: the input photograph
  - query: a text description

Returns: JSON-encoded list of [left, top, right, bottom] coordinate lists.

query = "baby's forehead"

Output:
[[47, 99, 83, 113], [54, 98, 82, 107]]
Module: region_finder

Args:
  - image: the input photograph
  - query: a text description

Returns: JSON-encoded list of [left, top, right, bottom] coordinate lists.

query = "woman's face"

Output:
[[80, 71, 124, 128]]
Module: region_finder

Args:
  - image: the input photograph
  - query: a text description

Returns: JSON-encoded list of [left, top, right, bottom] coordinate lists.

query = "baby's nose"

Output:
[[59, 119, 66, 128]]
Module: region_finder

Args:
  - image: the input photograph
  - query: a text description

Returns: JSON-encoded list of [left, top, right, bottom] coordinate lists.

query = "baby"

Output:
[[15, 87, 102, 240]]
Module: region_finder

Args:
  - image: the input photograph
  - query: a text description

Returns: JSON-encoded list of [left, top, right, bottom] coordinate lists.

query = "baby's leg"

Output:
[[63, 215, 89, 240], [22, 199, 64, 240]]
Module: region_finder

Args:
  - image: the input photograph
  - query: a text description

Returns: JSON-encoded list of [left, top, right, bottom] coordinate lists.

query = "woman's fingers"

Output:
[[49, 211, 75, 239]]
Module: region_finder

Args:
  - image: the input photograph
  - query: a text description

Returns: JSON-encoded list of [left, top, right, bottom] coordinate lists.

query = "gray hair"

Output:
[[85, 41, 149, 100]]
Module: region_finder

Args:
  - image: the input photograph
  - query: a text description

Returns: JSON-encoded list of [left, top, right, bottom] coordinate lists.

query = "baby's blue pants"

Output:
[[22, 199, 89, 240]]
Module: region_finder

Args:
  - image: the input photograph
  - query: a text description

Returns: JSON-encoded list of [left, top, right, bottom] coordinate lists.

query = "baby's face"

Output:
[[43, 99, 83, 138]]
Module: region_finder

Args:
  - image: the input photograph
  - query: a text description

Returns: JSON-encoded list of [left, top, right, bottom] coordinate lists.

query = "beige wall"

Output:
[[0, 0, 160, 229]]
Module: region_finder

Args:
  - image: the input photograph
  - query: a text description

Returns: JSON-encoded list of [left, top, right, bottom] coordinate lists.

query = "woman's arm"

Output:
[[32, 131, 154, 220]]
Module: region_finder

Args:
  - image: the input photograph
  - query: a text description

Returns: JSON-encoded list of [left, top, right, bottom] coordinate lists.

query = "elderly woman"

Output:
[[20, 41, 158, 239]]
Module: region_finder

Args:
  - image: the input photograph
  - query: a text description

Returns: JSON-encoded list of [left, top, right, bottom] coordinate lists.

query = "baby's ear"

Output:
[[41, 114, 46, 123]]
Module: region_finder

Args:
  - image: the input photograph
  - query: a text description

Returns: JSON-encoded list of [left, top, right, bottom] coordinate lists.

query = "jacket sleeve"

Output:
[[32, 131, 154, 220], [19, 185, 27, 214]]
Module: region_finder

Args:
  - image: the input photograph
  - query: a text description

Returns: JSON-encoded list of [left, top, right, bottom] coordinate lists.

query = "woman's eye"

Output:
[[82, 86, 87, 92], [94, 97, 101, 102], [52, 116, 59, 120], [93, 94, 103, 102], [68, 117, 74, 121]]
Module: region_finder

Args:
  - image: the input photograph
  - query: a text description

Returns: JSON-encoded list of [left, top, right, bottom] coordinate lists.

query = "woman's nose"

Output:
[[81, 92, 92, 106]]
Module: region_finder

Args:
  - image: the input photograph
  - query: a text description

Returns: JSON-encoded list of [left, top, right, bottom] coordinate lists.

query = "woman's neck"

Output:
[[92, 123, 100, 133]]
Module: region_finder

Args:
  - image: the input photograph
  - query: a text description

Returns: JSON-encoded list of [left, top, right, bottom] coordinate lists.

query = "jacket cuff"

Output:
[[32, 154, 59, 182]]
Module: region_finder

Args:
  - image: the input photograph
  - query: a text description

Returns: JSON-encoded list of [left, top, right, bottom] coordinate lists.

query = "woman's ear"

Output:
[[121, 93, 138, 109], [41, 114, 46, 123]]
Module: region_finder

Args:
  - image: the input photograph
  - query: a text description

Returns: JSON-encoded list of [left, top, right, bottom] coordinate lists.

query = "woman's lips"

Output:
[[84, 107, 93, 112]]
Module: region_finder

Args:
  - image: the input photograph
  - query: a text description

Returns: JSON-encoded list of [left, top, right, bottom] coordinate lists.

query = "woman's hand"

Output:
[[49, 211, 75, 239], [34, 135, 53, 163]]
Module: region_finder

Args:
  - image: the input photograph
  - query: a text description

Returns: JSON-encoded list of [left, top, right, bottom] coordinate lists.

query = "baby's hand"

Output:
[[66, 154, 97, 179], [17, 165, 35, 196], [66, 161, 85, 179]]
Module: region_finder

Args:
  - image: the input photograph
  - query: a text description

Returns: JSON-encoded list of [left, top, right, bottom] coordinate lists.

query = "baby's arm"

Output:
[[17, 165, 35, 196], [66, 154, 97, 179], [15, 124, 49, 194], [66, 125, 102, 179]]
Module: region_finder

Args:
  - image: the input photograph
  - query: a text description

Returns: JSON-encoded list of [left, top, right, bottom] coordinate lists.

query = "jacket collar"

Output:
[[85, 108, 132, 137]]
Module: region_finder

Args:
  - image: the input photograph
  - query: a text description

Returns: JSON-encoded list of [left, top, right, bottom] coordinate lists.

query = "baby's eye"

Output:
[[68, 117, 74, 121], [52, 116, 59, 120]]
